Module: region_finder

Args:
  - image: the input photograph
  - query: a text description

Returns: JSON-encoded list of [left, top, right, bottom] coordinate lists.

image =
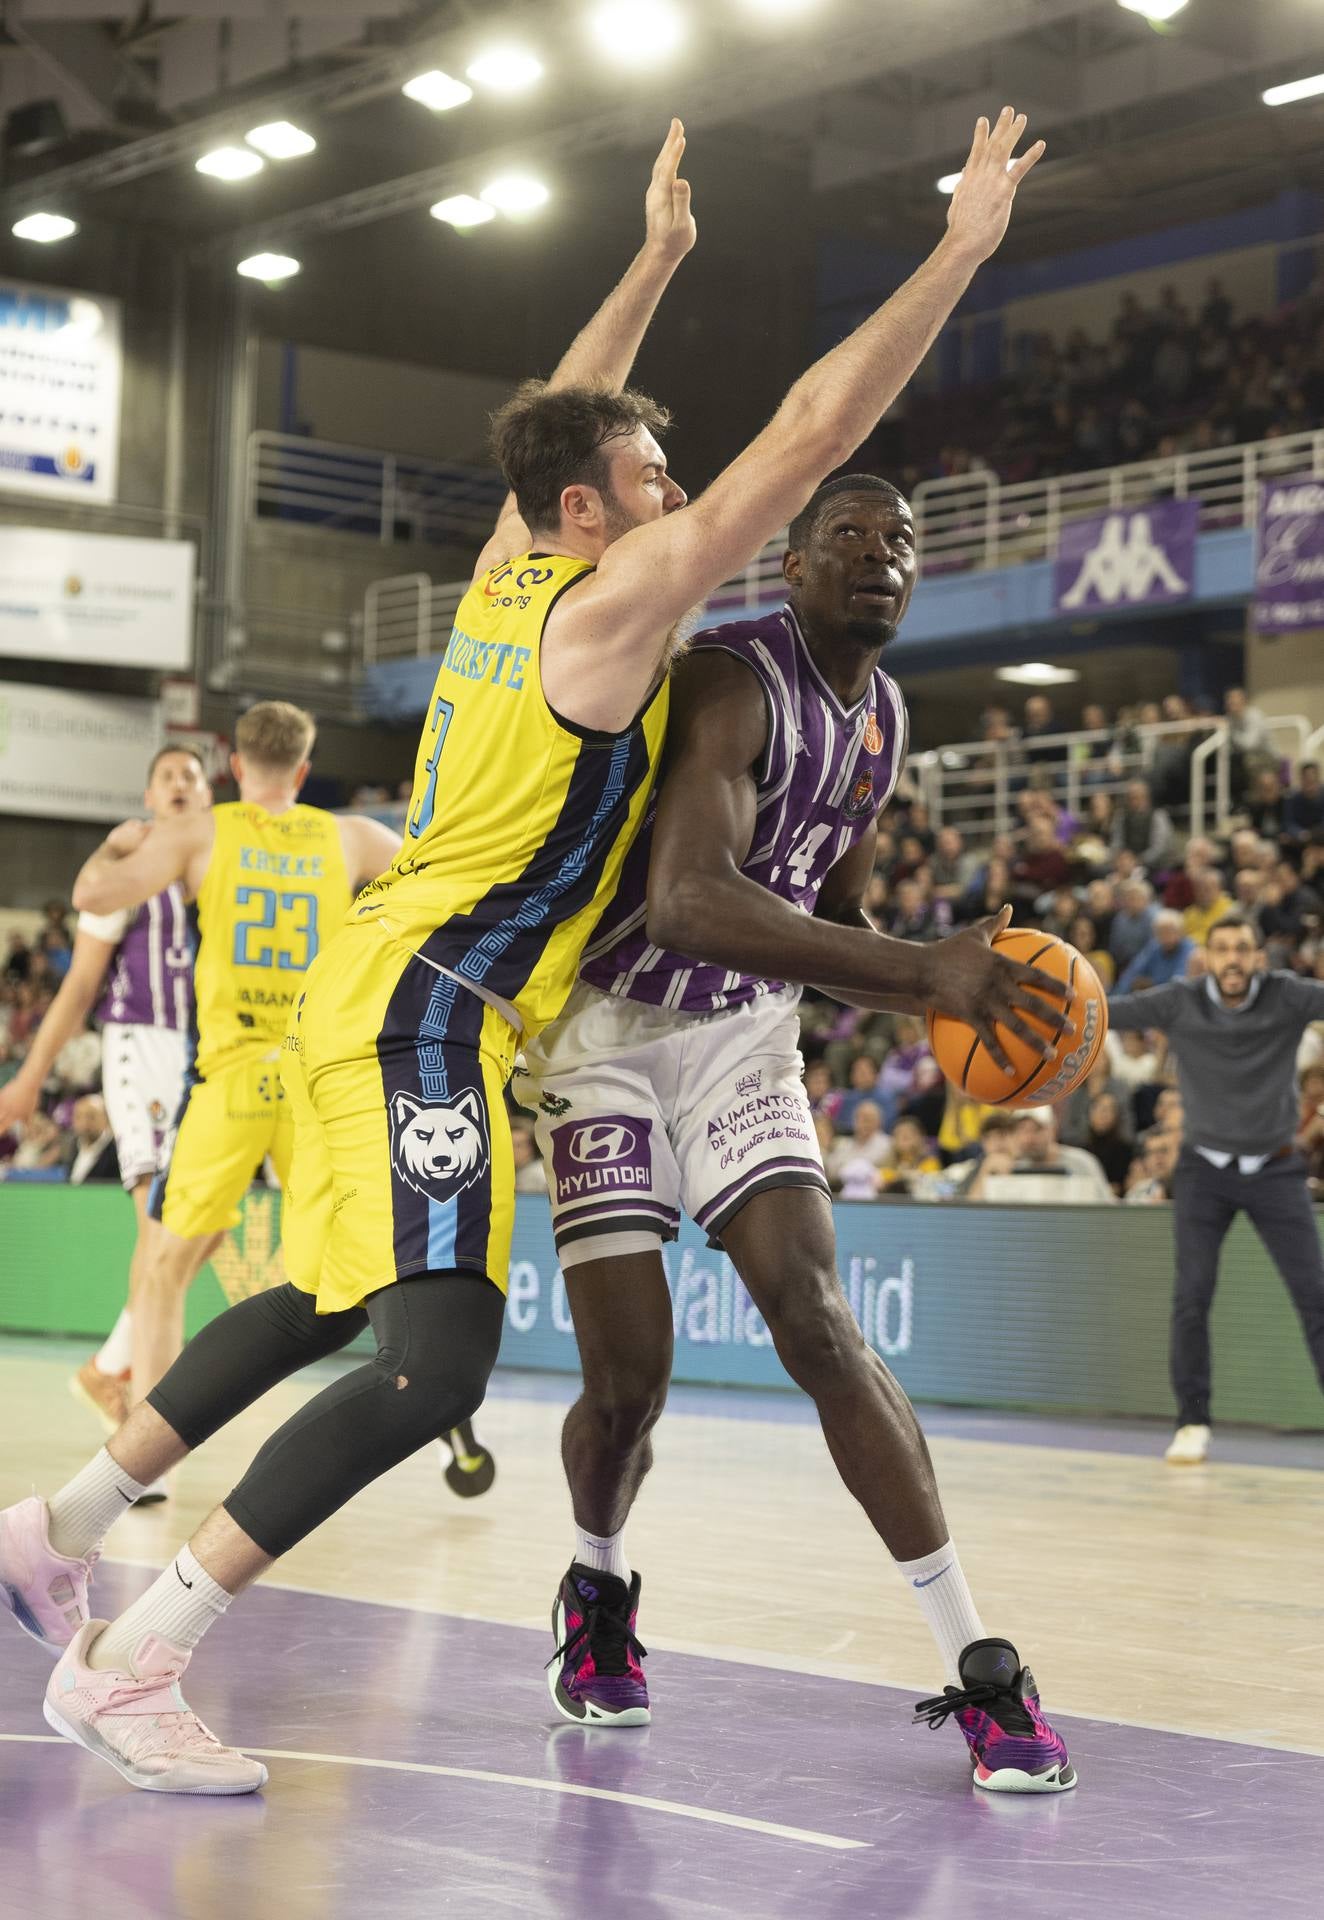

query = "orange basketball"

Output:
[[926, 928, 1109, 1109]]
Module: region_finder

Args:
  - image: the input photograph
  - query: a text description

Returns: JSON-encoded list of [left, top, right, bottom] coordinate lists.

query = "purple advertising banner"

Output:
[[1053, 499, 1199, 615], [1252, 472, 1324, 633]]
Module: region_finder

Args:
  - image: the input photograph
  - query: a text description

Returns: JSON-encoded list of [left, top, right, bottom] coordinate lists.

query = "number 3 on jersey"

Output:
[[232, 888, 319, 971], [408, 694, 454, 840]]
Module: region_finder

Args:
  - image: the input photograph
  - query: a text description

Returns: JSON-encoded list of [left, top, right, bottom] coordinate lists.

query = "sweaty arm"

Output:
[[71, 813, 214, 916], [0, 926, 116, 1125], [642, 653, 1059, 1069], [549, 110, 1045, 733], [338, 814, 404, 891], [472, 120, 697, 581]]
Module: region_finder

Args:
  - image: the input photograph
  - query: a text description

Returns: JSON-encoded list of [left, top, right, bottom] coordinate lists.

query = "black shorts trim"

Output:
[[706, 1169, 832, 1248]]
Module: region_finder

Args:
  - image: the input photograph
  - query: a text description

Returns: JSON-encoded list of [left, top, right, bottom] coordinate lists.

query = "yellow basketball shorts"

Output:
[[154, 1054, 293, 1240], [279, 920, 518, 1315]]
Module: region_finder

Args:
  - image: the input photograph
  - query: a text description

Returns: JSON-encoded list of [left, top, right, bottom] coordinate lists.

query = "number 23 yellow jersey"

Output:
[[193, 801, 352, 1080]]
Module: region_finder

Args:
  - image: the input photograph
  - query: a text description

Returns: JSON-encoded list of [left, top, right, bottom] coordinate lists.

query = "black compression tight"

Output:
[[146, 1273, 506, 1557]]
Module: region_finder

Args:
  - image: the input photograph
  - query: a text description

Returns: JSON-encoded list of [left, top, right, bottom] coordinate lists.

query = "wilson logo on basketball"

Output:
[[1032, 1000, 1101, 1103]]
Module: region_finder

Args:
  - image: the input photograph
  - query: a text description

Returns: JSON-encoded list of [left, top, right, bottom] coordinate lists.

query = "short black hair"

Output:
[[147, 743, 205, 778], [1206, 913, 1259, 945], [787, 473, 910, 552], [490, 379, 672, 532]]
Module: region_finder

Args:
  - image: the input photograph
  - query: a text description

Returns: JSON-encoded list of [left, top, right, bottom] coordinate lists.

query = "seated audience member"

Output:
[[1297, 1064, 1324, 1188], [1056, 1058, 1129, 1148], [835, 1053, 885, 1133], [1233, 866, 1267, 928], [1041, 885, 1080, 941], [929, 826, 977, 902], [1152, 1085, 1185, 1142], [1246, 766, 1285, 841], [878, 1017, 934, 1119], [1109, 878, 1157, 975], [1161, 836, 1217, 912], [67, 1095, 119, 1186], [825, 1101, 891, 1195], [3, 1110, 67, 1177], [1067, 912, 1115, 988], [937, 1086, 994, 1163], [958, 854, 1014, 927], [1112, 778, 1173, 870], [1085, 1091, 1134, 1195], [1019, 694, 1062, 774], [1124, 1130, 1180, 1204], [803, 1058, 845, 1129], [886, 876, 940, 942], [1011, 816, 1070, 904], [876, 1114, 942, 1195], [1182, 867, 1234, 946], [1283, 762, 1324, 843], [1115, 909, 1194, 993], [1259, 858, 1323, 954], [512, 1118, 549, 1195], [1084, 876, 1117, 948], [965, 1104, 1115, 1203]]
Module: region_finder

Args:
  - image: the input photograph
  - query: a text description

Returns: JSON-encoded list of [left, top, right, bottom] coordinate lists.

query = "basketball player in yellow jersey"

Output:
[[2, 113, 1050, 1795], [70, 701, 400, 1415]]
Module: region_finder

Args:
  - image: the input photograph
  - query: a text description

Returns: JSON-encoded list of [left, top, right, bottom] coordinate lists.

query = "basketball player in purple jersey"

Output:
[[520, 477, 1078, 1792], [0, 747, 211, 1461]]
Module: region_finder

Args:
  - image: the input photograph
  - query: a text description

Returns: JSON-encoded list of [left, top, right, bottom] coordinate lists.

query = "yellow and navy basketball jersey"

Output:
[[194, 801, 352, 1080], [353, 551, 668, 1040]]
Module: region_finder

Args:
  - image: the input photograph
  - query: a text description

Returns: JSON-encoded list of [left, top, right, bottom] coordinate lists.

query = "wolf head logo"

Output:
[[390, 1089, 490, 1202]]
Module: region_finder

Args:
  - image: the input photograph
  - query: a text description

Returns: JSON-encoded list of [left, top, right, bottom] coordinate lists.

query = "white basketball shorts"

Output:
[[514, 982, 829, 1268], [100, 1022, 188, 1190]]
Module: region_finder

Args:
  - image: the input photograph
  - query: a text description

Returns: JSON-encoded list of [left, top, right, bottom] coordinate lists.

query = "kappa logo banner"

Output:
[[1054, 501, 1198, 614]]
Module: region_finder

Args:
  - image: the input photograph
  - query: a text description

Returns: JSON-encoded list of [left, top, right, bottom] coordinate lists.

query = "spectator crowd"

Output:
[[0, 902, 120, 1184]]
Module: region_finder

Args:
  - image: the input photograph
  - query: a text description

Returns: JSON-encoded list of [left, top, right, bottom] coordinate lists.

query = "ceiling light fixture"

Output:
[[1116, 0, 1188, 21], [431, 194, 497, 229], [1263, 72, 1324, 107], [245, 121, 316, 160], [11, 211, 78, 242], [237, 253, 301, 283], [402, 69, 474, 112], [588, 1, 686, 69], [466, 48, 544, 93], [196, 146, 264, 181], [480, 174, 550, 215], [995, 662, 1082, 687]]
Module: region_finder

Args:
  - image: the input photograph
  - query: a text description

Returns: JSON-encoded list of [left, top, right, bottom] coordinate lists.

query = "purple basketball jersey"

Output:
[[580, 605, 908, 1013], [92, 886, 194, 1032]]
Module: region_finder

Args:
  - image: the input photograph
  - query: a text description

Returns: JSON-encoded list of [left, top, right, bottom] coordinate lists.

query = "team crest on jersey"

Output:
[[390, 1089, 490, 1205], [845, 769, 876, 819], [863, 710, 884, 754], [539, 1093, 572, 1118]]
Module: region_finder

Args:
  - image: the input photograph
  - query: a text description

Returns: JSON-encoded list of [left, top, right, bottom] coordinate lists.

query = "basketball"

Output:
[[927, 928, 1109, 1108]]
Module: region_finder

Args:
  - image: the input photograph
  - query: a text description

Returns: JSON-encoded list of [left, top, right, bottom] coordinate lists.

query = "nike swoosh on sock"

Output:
[[912, 1565, 952, 1589]]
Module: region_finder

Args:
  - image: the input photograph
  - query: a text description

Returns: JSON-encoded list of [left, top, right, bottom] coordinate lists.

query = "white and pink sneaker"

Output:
[[0, 1496, 95, 1654], [44, 1622, 268, 1796]]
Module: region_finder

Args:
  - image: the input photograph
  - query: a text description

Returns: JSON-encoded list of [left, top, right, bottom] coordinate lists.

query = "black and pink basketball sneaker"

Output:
[[547, 1564, 650, 1726], [913, 1638, 1077, 1793]]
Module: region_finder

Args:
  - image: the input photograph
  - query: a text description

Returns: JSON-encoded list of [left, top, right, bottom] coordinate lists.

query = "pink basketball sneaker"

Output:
[[913, 1637, 1077, 1793], [0, 1496, 95, 1654], [547, 1564, 650, 1726], [44, 1621, 268, 1795]]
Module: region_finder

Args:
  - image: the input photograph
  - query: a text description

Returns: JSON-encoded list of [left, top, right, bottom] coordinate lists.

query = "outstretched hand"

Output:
[[644, 118, 696, 265], [945, 107, 1044, 265]]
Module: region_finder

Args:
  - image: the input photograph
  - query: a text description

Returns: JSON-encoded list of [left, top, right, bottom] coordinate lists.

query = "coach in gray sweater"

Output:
[[1109, 914, 1324, 1464]]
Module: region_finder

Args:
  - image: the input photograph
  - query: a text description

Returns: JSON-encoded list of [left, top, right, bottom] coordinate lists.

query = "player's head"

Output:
[[232, 701, 316, 797], [491, 380, 686, 557], [783, 475, 916, 650], [144, 745, 211, 822], [1205, 913, 1261, 1003]]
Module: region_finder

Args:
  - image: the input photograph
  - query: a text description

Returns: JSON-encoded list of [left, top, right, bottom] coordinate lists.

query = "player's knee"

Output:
[[580, 1366, 669, 1446], [374, 1350, 488, 1444], [764, 1273, 866, 1396]]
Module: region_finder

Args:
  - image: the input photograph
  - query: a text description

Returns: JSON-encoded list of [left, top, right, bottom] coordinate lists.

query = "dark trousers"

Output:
[[1170, 1148, 1324, 1425]]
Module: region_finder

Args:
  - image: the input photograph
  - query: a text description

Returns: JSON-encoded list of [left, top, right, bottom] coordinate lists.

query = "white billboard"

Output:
[[0, 682, 162, 823], [0, 278, 122, 503], [0, 526, 194, 670]]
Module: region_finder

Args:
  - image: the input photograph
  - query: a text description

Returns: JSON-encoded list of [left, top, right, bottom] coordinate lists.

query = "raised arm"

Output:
[[71, 813, 213, 915], [1107, 982, 1187, 1033], [473, 120, 696, 579], [0, 926, 116, 1131], [644, 652, 1067, 1072], [552, 108, 1044, 728]]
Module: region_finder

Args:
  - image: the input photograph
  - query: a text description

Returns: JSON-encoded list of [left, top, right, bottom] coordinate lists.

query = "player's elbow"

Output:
[[71, 873, 106, 914], [645, 872, 711, 956]]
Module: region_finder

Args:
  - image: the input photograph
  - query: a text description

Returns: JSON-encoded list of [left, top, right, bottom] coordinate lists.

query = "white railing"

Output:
[[246, 431, 507, 548], [363, 573, 464, 665]]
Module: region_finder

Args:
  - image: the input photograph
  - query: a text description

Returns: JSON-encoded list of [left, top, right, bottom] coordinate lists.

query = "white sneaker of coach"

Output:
[[1164, 1424, 1211, 1466]]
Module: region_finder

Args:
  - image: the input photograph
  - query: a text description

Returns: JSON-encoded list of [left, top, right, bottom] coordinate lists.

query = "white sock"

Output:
[[574, 1525, 630, 1584], [47, 1447, 152, 1559], [94, 1308, 133, 1376], [894, 1541, 986, 1687], [90, 1545, 233, 1671]]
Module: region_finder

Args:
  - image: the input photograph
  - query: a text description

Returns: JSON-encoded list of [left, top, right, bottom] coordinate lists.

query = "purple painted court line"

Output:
[[2, 1567, 1322, 1920]]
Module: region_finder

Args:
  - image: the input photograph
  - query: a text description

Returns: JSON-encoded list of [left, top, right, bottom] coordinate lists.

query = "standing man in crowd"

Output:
[[0, 746, 211, 1467], [1109, 915, 1324, 1463]]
